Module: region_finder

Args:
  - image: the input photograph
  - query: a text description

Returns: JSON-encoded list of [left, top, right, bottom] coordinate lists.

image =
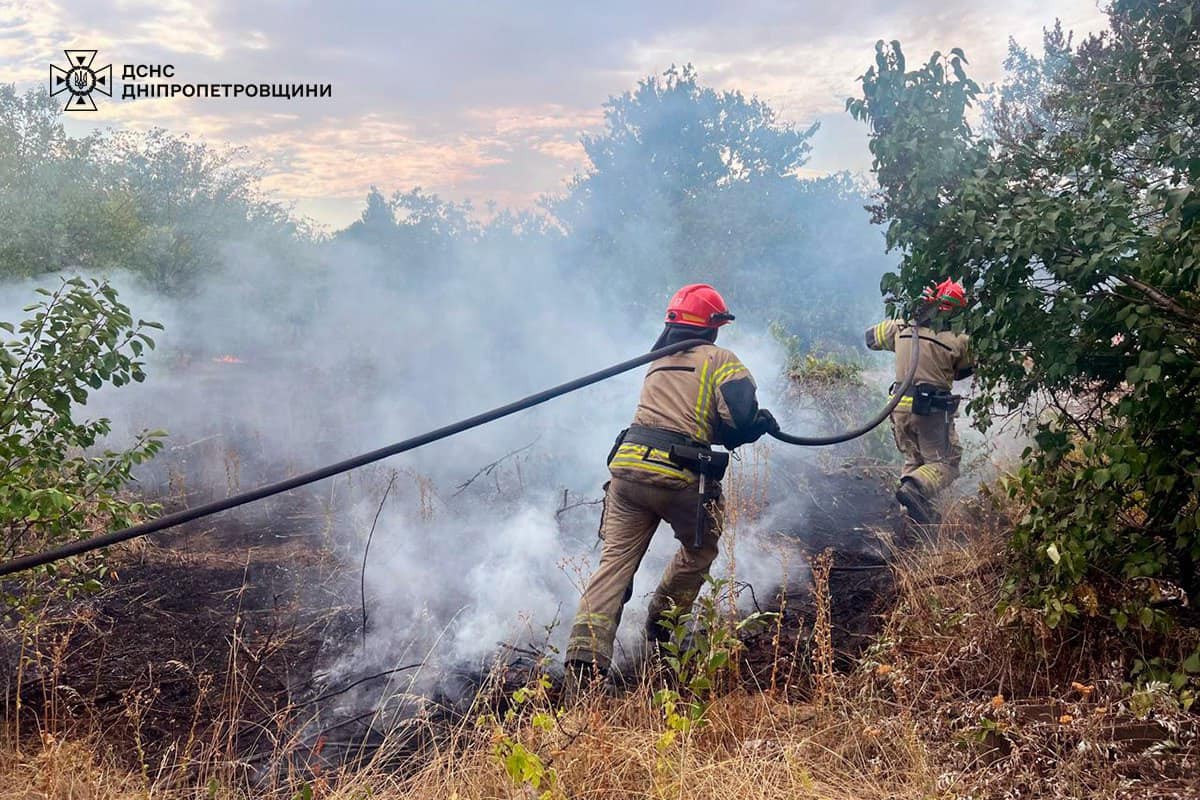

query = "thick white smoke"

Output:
[[32, 228, 819, 690]]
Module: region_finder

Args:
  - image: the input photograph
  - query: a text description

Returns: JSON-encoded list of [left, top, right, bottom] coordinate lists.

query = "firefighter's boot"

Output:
[[896, 478, 937, 525]]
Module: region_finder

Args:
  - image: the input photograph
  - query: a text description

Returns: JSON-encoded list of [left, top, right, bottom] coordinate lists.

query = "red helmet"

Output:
[[665, 284, 735, 328], [923, 278, 967, 312]]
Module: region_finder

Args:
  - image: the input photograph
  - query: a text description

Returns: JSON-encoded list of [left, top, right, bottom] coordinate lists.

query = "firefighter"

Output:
[[564, 284, 778, 689], [866, 279, 972, 524]]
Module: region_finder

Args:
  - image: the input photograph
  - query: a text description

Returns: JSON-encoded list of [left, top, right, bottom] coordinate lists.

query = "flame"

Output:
[[212, 354, 244, 364]]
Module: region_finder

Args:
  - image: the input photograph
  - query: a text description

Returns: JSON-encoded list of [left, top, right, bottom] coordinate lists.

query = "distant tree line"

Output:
[[1, 67, 892, 349], [0, 87, 313, 294]]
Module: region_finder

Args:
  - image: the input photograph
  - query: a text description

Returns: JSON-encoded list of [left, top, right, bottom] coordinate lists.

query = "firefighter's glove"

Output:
[[720, 408, 778, 449], [757, 408, 780, 435]]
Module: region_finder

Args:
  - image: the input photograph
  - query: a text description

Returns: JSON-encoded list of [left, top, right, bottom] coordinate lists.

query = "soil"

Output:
[[741, 459, 907, 690]]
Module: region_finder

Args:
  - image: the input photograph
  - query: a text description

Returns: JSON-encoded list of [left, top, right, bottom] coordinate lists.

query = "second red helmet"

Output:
[[665, 284, 735, 328], [923, 278, 967, 312]]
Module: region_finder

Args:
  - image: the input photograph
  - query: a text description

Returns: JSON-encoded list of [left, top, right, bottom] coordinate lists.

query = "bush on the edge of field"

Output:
[[1, 277, 164, 615], [846, 1, 1200, 698]]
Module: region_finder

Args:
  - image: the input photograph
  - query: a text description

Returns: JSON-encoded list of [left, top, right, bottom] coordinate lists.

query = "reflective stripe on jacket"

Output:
[[865, 320, 972, 395], [611, 344, 759, 487]]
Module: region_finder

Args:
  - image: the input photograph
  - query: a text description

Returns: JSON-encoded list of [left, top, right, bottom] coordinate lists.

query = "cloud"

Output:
[[626, 0, 1110, 117], [253, 114, 510, 200], [532, 137, 587, 166], [1, 0, 1112, 225], [2, 0, 101, 84], [463, 105, 603, 138]]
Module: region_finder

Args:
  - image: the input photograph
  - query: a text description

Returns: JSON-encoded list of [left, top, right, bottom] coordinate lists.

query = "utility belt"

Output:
[[607, 425, 729, 549], [889, 382, 960, 416], [608, 425, 730, 481]]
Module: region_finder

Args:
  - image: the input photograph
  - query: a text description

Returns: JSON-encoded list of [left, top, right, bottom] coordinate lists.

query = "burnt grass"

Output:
[[3, 495, 355, 772], [3, 461, 913, 778], [729, 458, 914, 697]]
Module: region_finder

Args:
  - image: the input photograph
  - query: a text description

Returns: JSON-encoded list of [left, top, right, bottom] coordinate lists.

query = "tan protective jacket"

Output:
[[865, 321, 972, 409], [610, 344, 757, 487]]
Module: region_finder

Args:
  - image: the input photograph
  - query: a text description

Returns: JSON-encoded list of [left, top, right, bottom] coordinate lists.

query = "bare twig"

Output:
[[169, 433, 224, 451], [555, 494, 604, 518], [732, 580, 765, 614], [497, 641, 542, 658], [292, 663, 424, 709], [451, 438, 539, 497], [361, 470, 398, 648]]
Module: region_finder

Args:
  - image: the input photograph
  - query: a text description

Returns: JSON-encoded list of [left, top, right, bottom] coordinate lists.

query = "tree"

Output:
[[336, 186, 479, 280], [553, 64, 887, 347], [848, 0, 1200, 682], [0, 86, 111, 279], [0, 86, 308, 294], [980, 21, 1074, 140], [93, 128, 304, 293]]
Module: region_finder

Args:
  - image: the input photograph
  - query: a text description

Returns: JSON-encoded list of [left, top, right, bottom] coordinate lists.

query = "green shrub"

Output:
[[847, 1, 1200, 690], [1, 278, 164, 612]]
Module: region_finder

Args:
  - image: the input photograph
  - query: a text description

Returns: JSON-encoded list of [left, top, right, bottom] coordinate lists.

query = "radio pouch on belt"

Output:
[[910, 384, 960, 416], [911, 385, 936, 416], [667, 445, 729, 482], [669, 445, 730, 549]]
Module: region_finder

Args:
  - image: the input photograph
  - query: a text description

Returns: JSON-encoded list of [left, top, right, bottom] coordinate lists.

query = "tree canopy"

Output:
[[848, 0, 1200, 685], [553, 64, 886, 346], [0, 86, 306, 294]]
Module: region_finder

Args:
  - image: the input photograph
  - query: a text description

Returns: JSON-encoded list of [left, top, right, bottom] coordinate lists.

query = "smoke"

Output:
[[33, 221, 830, 687]]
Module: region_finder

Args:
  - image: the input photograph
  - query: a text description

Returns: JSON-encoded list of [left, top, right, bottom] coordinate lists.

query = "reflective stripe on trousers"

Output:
[[891, 410, 962, 496], [566, 476, 722, 669]]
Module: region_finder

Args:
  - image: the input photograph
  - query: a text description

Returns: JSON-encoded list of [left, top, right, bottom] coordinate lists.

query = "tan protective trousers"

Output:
[[565, 477, 722, 669], [891, 410, 962, 496]]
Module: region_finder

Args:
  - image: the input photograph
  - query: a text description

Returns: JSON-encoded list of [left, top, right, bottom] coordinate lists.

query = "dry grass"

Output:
[[379, 689, 945, 800], [3, 492, 1197, 800], [0, 686, 946, 800]]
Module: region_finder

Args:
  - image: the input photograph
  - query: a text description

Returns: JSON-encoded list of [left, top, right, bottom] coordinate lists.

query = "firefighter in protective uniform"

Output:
[[866, 279, 973, 524], [564, 284, 778, 682]]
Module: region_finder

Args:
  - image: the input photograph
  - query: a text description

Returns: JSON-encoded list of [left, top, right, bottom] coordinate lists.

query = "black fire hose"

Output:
[[0, 319, 922, 578]]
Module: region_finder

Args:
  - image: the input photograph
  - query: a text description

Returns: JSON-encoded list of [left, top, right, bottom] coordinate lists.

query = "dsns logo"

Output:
[[50, 50, 113, 111]]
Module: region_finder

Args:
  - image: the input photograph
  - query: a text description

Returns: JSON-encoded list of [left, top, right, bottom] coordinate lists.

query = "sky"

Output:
[[1, 0, 1110, 230]]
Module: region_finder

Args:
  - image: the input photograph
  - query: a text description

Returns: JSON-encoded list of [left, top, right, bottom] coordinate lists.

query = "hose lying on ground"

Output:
[[0, 319, 921, 578]]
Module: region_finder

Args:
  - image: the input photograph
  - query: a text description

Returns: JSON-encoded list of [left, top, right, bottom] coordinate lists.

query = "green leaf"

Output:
[[1138, 607, 1155, 629]]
